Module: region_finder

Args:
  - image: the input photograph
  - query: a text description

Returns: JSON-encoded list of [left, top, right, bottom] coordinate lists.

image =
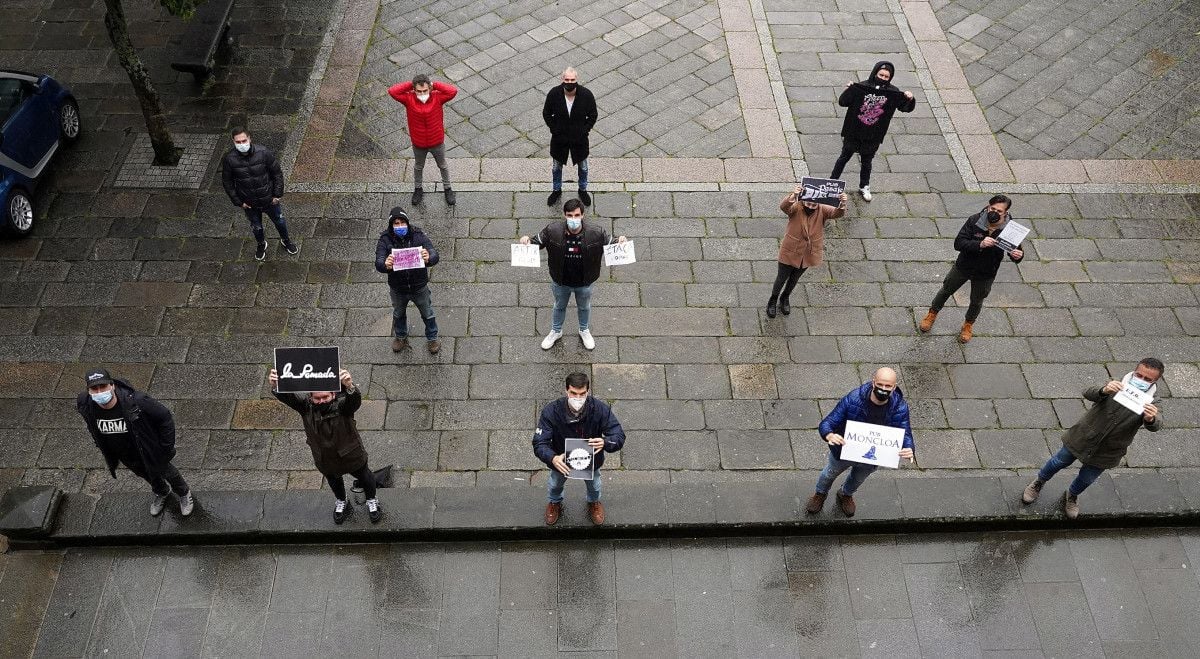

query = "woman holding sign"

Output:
[[768, 185, 848, 318]]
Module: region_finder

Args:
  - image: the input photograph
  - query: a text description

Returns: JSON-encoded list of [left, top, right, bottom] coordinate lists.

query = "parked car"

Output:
[[0, 70, 80, 237]]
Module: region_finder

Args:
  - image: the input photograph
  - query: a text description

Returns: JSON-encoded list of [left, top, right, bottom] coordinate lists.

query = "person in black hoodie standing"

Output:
[[543, 67, 598, 207], [830, 61, 916, 201], [919, 194, 1025, 343], [75, 368, 194, 517], [375, 206, 441, 354], [221, 128, 297, 261]]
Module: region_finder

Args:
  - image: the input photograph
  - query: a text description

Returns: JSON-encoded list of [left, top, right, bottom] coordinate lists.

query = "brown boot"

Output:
[[427, 339, 441, 354], [958, 321, 974, 343], [835, 492, 856, 517], [805, 492, 827, 514], [918, 310, 938, 333], [587, 501, 606, 525], [544, 502, 562, 526], [391, 337, 408, 352]]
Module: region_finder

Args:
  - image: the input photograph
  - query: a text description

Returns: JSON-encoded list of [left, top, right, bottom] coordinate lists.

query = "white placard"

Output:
[[603, 241, 636, 266], [391, 247, 425, 271], [1112, 382, 1151, 416], [511, 243, 540, 267], [841, 420, 904, 469], [996, 220, 1030, 252]]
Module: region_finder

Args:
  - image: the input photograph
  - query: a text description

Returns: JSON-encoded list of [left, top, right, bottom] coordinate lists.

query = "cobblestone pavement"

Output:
[[3, 529, 1200, 656]]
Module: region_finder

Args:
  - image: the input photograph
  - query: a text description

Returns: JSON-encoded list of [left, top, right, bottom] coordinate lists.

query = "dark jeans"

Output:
[[327, 463, 377, 501], [768, 262, 807, 303], [389, 284, 438, 340], [1037, 445, 1105, 496], [122, 459, 190, 497], [243, 203, 291, 245], [930, 266, 994, 322], [830, 138, 880, 189]]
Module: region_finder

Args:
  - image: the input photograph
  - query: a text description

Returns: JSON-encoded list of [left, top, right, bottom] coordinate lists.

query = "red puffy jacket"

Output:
[[388, 80, 457, 149]]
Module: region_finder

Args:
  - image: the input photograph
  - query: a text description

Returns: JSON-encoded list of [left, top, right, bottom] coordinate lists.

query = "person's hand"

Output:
[[588, 437, 605, 454], [825, 433, 845, 446], [846, 81, 853, 87], [385, 253, 394, 269], [1142, 403, 1159, 423], [904, 91, 914, 100], [617, 235, 627, 243], [420, 247, 430, 263], [519, 235, 531, 245], [793, 185, 803, 197], [1010, 248, 1023, 260], [269, 368, 279, 387], [340, 369, 353, 389], [980, 236, 996, 249], [1102, 380, 1122, 395], [839, 192, 848, 208], [551, 454, 571, 476], [899, 448, 914, 463], [242, 202, 251, 209], [271, 197, 281, 205]]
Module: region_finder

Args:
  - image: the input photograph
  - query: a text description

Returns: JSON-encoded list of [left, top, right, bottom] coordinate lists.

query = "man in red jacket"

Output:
[[388, 74, 458, 206]]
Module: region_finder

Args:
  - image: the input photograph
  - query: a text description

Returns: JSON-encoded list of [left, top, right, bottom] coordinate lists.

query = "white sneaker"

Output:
[[150, 494, 168, 517], [579, 329, 595, 350], [859, 185, 872, 202], [541, 330, 563, 350], [180, 491, 195, 516]]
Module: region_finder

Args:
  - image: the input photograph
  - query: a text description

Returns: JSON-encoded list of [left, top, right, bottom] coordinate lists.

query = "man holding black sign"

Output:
[[768, 182, 848, 318], [375, 206, 441, 355], [533, 372, 626, 526], [829, 61, 916, 201], [919, 194, 1024, 343]]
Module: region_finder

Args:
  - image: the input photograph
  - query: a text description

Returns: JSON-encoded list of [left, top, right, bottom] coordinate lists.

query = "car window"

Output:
[[0, 78, 25, 126]]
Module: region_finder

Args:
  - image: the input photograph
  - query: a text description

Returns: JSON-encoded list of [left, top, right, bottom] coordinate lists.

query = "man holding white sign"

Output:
[[374, 206, 441, 354], [1023, 358, 1164, 519], [807, 367, 915, 517]]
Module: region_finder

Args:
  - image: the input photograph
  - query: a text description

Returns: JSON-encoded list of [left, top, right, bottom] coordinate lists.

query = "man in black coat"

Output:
[[919, 194, 1025, 343], [221, 128, 297, 261], [75, 368, 194, 517], [374, 206, 441, 354], [830, 61, 917, 201], [542, 67, 598, 207]]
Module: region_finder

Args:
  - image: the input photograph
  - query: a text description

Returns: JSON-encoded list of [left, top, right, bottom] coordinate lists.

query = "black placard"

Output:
[[273, 347, 341, 393], [799, 176, 846, 207], [564, 438, 596, 480]]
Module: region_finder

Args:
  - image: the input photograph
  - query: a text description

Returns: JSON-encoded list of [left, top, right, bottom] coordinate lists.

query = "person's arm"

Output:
[[542, 90, 556, 131], [375, 234, 391, 273], [818, 395, 849, 442], [388, 81, 413, 101], [837, 83, 857, 108], [138, 393, 177, 450], [271, 389, 307, 413], [1082, 384, 1110, 403], [824, 198, 847, 221], [221, 156, 241, 206], [583, 89, 598, 132], [268, 151, 284, 199], [897, 90, 917, 113], [780, 192, 797, 214], [600, 404, 625, 452], [419, 232, 440, 267], [341, 385, 362, 416], [1143, 399, 1162, 431], [952, 217, 982, 253], [532, 224, 550, 250], [532, 405, 558, 467], [432, 80, 457, 102], [1008, 242, 1025, 264]]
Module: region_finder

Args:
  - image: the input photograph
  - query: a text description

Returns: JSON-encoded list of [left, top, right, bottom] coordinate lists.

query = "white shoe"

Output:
[[579, 329, 595, 350], [859, 185, 872, 202], [180, 491, 195, 516], [150, 494, 168, 517], [541, 330, 563, 350]]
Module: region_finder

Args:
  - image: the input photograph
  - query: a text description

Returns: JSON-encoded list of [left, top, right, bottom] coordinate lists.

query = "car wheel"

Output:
[[59, 97, 81, 143], [4, 189, 34, 237]]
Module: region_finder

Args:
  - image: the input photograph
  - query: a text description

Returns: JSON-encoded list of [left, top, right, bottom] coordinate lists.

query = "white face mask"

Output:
[[234, 142, 251, 153], [416, 93, 430, 103], [567, 395, 586, 412]]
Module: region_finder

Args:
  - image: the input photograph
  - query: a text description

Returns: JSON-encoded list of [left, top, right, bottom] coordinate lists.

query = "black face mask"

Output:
[[563, 83, 577, 92], [873, 387, 892, 402], [986, 209, 1002, 224]]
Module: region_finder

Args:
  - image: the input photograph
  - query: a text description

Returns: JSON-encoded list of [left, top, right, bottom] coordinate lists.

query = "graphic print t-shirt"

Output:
[[93, 404, 134, 457], [560, 230, 588, 287]]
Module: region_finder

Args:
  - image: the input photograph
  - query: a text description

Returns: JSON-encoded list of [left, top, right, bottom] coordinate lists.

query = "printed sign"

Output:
[[511, 243, 541, 267], [996, 220, 1030, 253], [603, 241, 636, 266], [841, 420, 904, 469], [799, 177, 846, 207], [391, 247, 425, 271], [273, 347, 341, 393], [564, 437, 595, 480], [1112, 382, 1152, 416]]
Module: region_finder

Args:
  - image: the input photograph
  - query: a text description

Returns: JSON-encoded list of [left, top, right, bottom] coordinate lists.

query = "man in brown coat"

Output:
[[768, 187, 848, 317], [1022, 358, 1164, 518], [270, 367, 383, 524]]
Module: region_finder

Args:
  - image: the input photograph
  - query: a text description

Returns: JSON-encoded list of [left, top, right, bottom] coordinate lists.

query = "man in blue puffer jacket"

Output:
[[807, 367, 915, 517]]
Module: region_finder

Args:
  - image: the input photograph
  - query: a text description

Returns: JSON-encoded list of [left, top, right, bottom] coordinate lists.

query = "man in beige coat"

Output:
[[768, 187, 848, 317]]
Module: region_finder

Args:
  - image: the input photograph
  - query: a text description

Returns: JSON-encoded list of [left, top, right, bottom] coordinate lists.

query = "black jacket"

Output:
[[533, 396, 625, 470], [221, 144, 284, 209], [273, 387, 368, 476], [533, 220, 610, 287], [374, 223, 440, 294], [542, 84, 597, 165], [837, 61, 916, 144], [952, 212, 1025, 280], [75, 379, 177, 479]]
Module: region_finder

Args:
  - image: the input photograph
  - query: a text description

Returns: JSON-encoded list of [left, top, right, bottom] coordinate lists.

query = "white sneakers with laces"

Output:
[[541, 330, 563, 350], [859, 185, 872, 202], [579, 329, 595, 350]]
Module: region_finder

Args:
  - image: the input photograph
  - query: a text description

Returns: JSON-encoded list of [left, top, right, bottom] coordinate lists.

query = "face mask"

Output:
[[90, 390, 113, 405], [1130, 377, 1152, 392], [393, 226, 408, 237], [563, 83, 577, 92], [873, 387, 892, 402], [567, 396, 586, 412], [234, 142, 251, 153], [566, 218, 582, 232], [416, 93, 430, 103], [986, 210, 1002, 224]]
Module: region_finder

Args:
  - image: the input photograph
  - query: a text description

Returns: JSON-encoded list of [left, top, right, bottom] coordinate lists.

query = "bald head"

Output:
[[870, 368, 898, 405], [873, 367, 897, 386]]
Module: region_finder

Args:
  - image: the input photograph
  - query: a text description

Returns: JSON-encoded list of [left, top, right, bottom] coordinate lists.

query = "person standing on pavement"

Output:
[[918, 194, 1024, 343], [768, 187, 848, 318], [387, 73, 458, 207], [543, 67, 597, 207], [520, 199, 626, 351], [534, 372, 626, 526], [221, 128, 297, 261], [75, 368, 194, 518], [270, 367, 383, 524], [1022, 358, 1165, 519], [806, 367, 915, 517], [829, 61, 916, 201], [375, 206, 441, 355]]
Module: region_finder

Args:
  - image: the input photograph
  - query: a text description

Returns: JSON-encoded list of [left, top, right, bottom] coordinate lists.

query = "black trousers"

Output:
[[122, 459, 190, 497], [830, 138, 880, 189], [326, 463, 377, 501], [768, 262, 807, 303], [930, 266, 994, 322]]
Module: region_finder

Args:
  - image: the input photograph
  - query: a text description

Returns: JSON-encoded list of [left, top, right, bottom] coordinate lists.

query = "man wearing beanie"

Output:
[[375, 206, 441, 354], [829, 61, 917, 201]]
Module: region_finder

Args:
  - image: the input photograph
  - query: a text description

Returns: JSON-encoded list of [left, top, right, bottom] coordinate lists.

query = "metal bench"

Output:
[[170, 0, 236, 83]]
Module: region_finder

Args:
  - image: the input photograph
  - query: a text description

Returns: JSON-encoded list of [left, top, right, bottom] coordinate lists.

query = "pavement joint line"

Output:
[[281, 0, 352, 180]]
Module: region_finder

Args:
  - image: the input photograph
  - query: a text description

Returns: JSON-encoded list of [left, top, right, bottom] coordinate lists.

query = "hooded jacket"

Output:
[[1062, 378, 1162, 469], [542, 84, 598, 165], [374, 221, 440, 294], [837, 61, 917, 144], [76, 379, 177, 479], [532, 219, 611, 287], [532, 396, 626, 470], [273, 387, 368, 476], [952, 212, 1025, 280], [387, 80, 458, 149], [221, 143, 284, 209], [818, 381, 915, 461]]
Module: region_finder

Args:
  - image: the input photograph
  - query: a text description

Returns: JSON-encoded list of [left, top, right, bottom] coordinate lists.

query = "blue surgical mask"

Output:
[[234, 142, 251, 153], [566, 218, 582, 232], [91, 390, 114, 405], [393, 226, 408, 237], [1130, 377, 1152, 392]]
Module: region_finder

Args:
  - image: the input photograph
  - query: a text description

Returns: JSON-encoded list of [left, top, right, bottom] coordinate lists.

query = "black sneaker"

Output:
[[412, 188, 424, 206], [578, 189, 591, 206], [254, 243, 267, 261], [366, 498, 382, 523], [333, 499, 351, 525], [281, 239, 299, 256], [444, 188, 456, 206], [547, 190, 562, 206]]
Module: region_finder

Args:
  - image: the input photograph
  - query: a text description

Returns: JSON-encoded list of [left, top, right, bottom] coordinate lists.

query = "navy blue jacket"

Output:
[[374, 224, 439, 294], [533, 396, 625, 469], [818, 381, 915, 460]]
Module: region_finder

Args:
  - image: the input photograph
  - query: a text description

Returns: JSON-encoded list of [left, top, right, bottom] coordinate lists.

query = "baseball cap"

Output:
[[85, 368, 114, 387]]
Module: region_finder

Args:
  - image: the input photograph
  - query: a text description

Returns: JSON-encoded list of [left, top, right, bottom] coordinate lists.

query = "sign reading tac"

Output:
[[273, 346, 341, 393], [841, 420, 904, 469]]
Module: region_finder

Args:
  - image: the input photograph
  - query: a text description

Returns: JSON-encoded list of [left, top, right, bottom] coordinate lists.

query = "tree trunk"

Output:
[[102, 0, 181, 166]]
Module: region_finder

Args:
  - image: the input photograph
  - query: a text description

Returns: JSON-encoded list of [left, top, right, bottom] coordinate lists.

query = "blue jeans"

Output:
[[1037, 445, 1105, 496], [547, 468, 601, 503], [243, 203, 291, 245], [814, 451, 878, 496], [389, 284, 438, 340], [551, 282, 592, 333], [552, 157, 588, 192]]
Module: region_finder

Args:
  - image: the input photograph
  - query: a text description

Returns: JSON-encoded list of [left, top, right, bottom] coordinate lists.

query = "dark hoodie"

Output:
[[837, 61, 917, 144], [375, 218, 440, 294], [76, 379, 177, 479]]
